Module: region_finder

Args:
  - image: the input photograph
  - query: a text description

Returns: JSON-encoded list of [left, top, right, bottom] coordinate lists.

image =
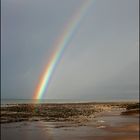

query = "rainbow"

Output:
[[34, 0, 94, 99]]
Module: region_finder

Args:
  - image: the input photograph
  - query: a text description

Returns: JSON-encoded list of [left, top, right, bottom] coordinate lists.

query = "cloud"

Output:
[[1, 0, 139, 100]]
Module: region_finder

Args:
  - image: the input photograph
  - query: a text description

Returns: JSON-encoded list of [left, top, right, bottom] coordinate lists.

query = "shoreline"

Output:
[[1, 101, 139, 124], [1, 102, 139, 140]]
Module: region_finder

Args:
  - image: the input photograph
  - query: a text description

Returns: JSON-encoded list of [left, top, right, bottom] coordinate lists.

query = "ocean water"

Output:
[[1, 99, 103, 105], [1, 98, 138, 105], [1, 99, 80, 105]]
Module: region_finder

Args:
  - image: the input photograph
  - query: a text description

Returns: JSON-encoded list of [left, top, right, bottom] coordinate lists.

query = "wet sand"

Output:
[[1, 108, 139, 140]]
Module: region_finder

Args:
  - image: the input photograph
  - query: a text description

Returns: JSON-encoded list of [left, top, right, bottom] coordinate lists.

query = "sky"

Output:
[[1, 0, 139, 100]]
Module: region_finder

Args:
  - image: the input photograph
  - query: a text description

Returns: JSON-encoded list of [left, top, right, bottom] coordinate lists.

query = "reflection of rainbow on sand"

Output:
[[33, 0, 94, 100]]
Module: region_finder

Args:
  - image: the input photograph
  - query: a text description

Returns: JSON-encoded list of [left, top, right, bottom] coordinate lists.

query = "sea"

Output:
[[1, 98, 138, 106], [1, 99, 83, 105]]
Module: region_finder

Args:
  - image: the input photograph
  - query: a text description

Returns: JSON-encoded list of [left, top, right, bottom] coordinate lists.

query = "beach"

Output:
[[1, 102, 139, 140]]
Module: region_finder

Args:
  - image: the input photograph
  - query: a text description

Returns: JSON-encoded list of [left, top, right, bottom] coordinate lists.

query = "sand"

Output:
[[1, 102, 139, 140]]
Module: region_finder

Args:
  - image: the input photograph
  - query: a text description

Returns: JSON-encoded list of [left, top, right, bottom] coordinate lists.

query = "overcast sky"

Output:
[[1, 0, 139, 100]]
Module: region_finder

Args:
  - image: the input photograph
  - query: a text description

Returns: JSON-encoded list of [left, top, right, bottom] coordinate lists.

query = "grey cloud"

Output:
[[1, 0, 139, 100]]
